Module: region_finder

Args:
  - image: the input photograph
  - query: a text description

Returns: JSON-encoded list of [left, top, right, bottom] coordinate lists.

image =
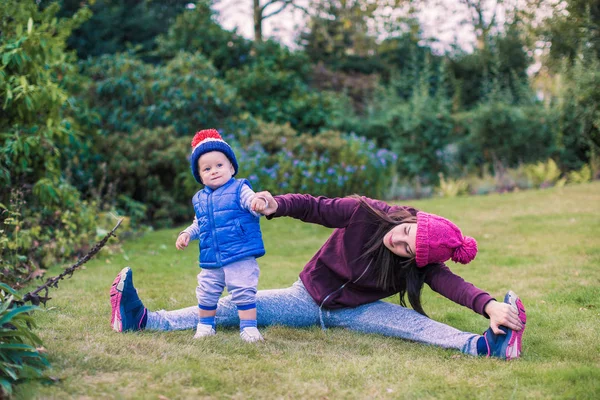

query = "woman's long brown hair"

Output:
[[350, 195, 429, 316]]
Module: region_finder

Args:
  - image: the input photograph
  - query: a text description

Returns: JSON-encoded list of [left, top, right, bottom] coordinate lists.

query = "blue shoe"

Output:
[[482, 291, 526, 360], [110, 267, 147, 332]]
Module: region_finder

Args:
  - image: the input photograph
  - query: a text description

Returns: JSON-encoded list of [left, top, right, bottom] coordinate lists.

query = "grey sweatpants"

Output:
[[148, 280, 480, 355], [196, 257, 259, 310]]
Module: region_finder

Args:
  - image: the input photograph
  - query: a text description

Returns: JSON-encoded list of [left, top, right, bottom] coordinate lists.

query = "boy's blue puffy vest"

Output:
[[192, 178, 265, 268]]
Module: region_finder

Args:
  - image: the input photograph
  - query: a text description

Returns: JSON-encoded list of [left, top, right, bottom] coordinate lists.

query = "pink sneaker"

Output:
[[482, 291, 526, 360], [504, 290, 527, 358], [110, 267, 147, 332]]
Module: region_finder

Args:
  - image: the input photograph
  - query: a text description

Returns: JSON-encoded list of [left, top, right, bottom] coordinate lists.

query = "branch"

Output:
[[260, 0, 284, 13], [262, 0, 309, 20], [19, 218, 124, 306], [262, 0, 293, 19]]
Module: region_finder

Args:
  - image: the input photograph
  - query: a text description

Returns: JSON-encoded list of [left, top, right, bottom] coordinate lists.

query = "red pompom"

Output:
[[191, 129, 222, 148]]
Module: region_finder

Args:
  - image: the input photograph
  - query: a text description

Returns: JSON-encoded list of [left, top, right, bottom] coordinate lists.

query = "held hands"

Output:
[[484, 300, 524, 334], [251, 191, 278, 216], [175, 232, 190, 250]]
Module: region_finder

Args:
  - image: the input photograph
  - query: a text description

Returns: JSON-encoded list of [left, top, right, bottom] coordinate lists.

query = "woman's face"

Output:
[[383, 223, 417, 259]]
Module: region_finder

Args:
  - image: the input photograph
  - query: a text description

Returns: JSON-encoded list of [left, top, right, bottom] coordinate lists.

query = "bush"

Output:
[[0, 283, 48, 397], [362, 68, 454, 184], [436, 173, 469, 197], [97, 127, 194, 227], [224, 42, 349, 134], [0, 1, 101, 283], [524, 159, 566, 189], [455, 100, 556, 171], [235, 121, 397, 199], [79, 51, 243, 136], [310, 62, 379, 114], [553, 50, 600, 170], [567, 164, 593, 184], [1, 186, 98, 287]]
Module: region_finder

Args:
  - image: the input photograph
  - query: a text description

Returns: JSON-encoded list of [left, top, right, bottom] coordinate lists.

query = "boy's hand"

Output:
[[251, 191, 278, 215], [251, 196, 269, 213], [176, 232, 190, 250]]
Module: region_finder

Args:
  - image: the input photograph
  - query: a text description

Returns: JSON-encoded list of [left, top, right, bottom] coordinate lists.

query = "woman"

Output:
[[110, 193, 526, 359]]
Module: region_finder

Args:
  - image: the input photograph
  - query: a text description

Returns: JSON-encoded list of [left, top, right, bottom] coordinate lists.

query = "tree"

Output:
[[252, 0, 309, 43], [154, 0, 253, 73], [42, 0, 190, 59], [299, 1, 410, 70], [446, 23, 532, 110], [215, 0, 309, 43], [536, 0, 600, 72], [457, 0, 504, 50]]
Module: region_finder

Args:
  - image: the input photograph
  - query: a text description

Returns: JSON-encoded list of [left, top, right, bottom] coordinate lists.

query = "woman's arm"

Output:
[[425, 263, 494, 316], [425, 264, 523, 333], [253, 192, 360, 229]]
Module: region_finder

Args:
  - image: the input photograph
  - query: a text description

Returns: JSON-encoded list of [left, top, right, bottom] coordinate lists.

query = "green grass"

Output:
[[14, 182, 600, 399]]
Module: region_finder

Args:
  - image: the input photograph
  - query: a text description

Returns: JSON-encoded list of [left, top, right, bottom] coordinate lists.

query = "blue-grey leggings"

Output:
[[147, 280, 481, 355]]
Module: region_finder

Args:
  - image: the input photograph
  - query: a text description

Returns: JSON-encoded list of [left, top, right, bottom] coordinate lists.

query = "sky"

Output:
[[205, 0, 553, 75], [207, 0, 510, 54]]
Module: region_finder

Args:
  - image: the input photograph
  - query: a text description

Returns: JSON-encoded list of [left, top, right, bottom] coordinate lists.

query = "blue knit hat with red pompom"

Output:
[[190, 129, 238, 184]]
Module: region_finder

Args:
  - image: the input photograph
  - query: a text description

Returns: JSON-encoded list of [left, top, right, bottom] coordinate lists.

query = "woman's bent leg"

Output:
[[323, 301, 480, 355], [217, 280, 320, 328], [146, 306, 199, 331], [147, 280, 320, 331]]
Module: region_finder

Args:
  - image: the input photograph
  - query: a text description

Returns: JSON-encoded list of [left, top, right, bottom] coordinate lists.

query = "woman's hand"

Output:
[[252, 191, 278, 216], [176, 232, 190, 250], [484, 300, 524, 334]]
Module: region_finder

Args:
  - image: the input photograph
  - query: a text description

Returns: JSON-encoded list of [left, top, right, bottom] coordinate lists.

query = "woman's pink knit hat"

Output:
[[415, 211, 478, 267]]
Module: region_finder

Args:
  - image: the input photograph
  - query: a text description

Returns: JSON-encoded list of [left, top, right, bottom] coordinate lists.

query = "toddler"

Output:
[[176, 129, 268, 342]]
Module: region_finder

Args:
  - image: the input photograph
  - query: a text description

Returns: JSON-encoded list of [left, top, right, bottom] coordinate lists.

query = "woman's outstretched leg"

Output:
[[110, 267, 320, 332], [323, 300, 481, 355], [323, 292, 526, 359]]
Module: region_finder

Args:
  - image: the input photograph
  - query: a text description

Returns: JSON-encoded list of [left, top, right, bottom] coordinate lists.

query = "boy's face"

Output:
[[198, 151, 235, 190]]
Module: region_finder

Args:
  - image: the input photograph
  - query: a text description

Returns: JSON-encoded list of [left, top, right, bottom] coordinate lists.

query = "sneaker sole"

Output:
[[193, 331, 217, 339], [110, 267, 130, 332], [504, 290, 527, 360], [240, 328, 264, 343]]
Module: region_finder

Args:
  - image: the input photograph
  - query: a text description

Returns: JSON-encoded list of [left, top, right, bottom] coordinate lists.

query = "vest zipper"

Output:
[[207, 190, 221, 266]]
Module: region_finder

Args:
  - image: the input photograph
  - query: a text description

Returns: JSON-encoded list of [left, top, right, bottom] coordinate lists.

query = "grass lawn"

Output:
[[14, 182, 600, 399]]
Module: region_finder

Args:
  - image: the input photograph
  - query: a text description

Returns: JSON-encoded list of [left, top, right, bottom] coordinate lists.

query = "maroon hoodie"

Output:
[[270, 194, 494, 316]]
